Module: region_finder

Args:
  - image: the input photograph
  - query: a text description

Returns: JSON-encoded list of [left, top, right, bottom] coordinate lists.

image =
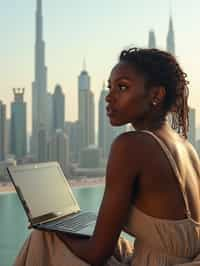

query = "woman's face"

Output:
[[106, 61, 152, 127]]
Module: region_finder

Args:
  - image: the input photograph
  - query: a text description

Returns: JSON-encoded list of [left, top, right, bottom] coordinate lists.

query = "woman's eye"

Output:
[[118, 85, 128, 91]]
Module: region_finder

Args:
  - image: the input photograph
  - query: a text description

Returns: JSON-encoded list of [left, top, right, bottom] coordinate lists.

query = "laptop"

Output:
[[7, 162, 97, 237]]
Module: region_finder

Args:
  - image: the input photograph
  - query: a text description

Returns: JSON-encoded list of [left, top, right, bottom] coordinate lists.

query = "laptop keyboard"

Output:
[[44, 211, 97, 232]]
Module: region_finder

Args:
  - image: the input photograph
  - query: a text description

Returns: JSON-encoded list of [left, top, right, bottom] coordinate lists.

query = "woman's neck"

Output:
[[132, 115, 170, 132]]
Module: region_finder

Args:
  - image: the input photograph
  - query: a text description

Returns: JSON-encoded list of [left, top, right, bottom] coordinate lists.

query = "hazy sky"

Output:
[[0, 0, 200, 132]]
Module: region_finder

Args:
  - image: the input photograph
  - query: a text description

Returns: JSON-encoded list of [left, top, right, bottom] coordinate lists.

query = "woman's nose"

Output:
[[105, 90, 114, 103]]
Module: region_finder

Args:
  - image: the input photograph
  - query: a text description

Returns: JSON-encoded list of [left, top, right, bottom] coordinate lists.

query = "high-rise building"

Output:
[[38, 126, 48, 162], [53, 84, 65, 131], [48, 129, 70, 175], [98, 83, 115, 159], [0, 101, 6, 161], [78, 63, 95, 149], [188, 107, 196, 147], [47, 92, 53, 135], [31, 0, 48, 161], [64, 121, 82, 163], [10, 88, 27, 160], [5, 119, 11, 157], [148, 30, 156, 48], [166, 15, 175, 55], [98, 83, 127, 160], [80, 145, 101, 169]]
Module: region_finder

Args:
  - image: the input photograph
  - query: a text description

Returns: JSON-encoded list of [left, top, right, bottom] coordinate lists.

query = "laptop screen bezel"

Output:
[[7, 162, 80, 226]]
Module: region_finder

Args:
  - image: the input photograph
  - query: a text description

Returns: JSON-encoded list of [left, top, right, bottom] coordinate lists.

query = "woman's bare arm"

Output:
[[57, 132, 141, 266]]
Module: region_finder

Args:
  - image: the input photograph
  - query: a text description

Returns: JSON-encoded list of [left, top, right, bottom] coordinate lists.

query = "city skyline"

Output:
[[1, 0, 200, 131]]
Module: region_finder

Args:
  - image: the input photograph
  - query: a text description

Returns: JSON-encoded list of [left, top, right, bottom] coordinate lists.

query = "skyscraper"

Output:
[[166, 15, 175, 55], [10, 88, 27, 160], [47, 92, 53, 135], [98, 83, 115, 159], [78, 63, 95, 149], [98, 82, 127, 160], [53, 84, 65, 131], [64, 121, 82, 163], [80, 145, 101, 168], [0, 101, 6, 161], [38, 126, 48, 162], [148, 30, 156, 48], [4, 119, 11, 157], [31, 0, 48, 160], [48, 129, 70, 175]]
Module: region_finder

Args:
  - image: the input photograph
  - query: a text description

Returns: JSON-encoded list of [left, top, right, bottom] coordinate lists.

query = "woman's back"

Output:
[[125, 129, 200, 265], [133, 129, 200, 222]]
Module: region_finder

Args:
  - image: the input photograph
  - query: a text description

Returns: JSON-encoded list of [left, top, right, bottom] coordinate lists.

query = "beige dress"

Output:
[[14, 130, 200, 266]]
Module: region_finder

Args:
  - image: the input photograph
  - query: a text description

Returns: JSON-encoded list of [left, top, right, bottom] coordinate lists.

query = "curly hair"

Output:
[[119, 48, 189, 138]]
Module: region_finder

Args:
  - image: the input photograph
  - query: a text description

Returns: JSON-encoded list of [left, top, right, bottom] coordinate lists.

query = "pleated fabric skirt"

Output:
[[14, 230, 133, 266]]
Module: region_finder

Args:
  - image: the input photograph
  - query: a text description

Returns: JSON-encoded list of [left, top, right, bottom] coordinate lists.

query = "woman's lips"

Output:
[[106, 106, 116, 117]]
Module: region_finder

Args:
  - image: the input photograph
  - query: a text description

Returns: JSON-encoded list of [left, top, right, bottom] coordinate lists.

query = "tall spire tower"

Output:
[[148, 30, 156, 48], [31, 0, 48, 160], [78, 64, 95, 150], [166, 15, 175, 55]]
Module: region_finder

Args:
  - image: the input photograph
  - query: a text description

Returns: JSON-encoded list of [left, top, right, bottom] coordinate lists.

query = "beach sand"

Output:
[[0, 183, 15, 193], [0, 177, 105, 193]]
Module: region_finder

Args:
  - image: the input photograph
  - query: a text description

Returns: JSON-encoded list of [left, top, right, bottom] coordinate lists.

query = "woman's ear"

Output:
[[151, 86, 166, 105]]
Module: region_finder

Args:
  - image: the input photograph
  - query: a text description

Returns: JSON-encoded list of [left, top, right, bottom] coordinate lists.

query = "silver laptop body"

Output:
[[7, 162, 97, 237]]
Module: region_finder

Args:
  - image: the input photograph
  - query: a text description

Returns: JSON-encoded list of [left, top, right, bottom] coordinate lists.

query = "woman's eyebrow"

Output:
[[108, 77, 132, 83]]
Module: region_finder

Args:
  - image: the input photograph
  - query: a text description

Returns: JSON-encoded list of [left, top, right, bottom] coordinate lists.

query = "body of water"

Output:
[[0, 186, 104, 266]]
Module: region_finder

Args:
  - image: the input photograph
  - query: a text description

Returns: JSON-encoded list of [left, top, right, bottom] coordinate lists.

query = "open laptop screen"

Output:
[[8, 162, 80, 220]]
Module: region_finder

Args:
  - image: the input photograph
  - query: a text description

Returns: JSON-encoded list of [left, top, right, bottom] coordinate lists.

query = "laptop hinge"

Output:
[[32, 210, 80, 226]]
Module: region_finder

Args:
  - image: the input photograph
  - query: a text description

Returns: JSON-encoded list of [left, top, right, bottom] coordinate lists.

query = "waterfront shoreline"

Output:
[[0, 177, 105, 193]]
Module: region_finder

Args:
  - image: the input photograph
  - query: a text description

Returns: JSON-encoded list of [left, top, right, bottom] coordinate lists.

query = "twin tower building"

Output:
[[148, 15, 175, 54]]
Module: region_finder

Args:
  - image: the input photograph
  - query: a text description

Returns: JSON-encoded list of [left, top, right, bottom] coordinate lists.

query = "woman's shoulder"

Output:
[[110, 130, 158, 159], [112, 130, 154, 144], [111, 131, 149, 150], [111, 129, 198, 166]]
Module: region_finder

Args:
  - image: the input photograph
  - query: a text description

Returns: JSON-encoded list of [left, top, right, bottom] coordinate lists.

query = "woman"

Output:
[[15, 48, 200, 266]]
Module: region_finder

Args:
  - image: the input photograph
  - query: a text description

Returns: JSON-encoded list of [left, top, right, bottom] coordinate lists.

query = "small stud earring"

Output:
[[152, 101, 157, 106]]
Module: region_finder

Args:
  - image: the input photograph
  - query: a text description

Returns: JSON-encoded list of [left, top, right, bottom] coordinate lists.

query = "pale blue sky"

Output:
[[0, 0, 200, 131]]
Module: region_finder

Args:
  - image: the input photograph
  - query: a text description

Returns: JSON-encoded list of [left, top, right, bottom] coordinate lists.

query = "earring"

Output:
[[152, 101, 157, 106]]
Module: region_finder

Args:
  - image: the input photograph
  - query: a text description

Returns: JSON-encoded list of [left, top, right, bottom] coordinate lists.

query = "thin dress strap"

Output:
[[140, 130, 191, 219]]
